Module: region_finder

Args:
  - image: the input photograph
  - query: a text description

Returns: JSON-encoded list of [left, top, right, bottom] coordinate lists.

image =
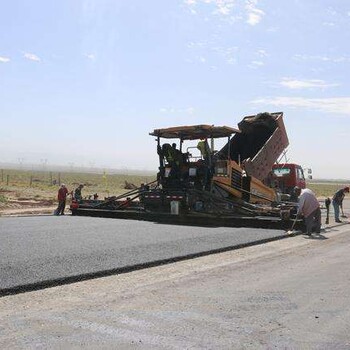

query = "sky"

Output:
[[0, 0, 350, 179]]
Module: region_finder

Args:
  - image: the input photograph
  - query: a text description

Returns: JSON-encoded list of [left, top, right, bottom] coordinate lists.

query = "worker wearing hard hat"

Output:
[[332, 186, 349, 223]]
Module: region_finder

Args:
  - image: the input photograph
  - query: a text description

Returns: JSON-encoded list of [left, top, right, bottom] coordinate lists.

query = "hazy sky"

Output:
[[0, 0, 349, 178]]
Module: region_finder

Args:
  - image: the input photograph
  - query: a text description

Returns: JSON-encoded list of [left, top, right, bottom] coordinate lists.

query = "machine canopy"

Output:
[[150, 124, 240, 140]]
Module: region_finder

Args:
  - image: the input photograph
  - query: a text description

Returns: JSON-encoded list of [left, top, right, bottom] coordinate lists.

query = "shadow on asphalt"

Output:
[[307, 234, 328, 240]]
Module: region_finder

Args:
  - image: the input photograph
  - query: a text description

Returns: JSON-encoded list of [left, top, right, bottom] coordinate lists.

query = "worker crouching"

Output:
[[294, 186, 321, 236]]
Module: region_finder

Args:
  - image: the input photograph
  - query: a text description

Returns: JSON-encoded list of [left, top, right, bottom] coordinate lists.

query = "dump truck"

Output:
[[71, 112, 301, 229]]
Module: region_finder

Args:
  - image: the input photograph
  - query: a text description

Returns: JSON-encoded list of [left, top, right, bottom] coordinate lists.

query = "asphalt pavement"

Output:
[[0, 216, 289, 293], [1, 220, 349, 349]]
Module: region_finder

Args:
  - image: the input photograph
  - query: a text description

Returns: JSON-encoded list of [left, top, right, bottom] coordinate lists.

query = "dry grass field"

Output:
[[307, 181, 349, 198], [0, 168, 348, 215], [0, 168, 155, 215]]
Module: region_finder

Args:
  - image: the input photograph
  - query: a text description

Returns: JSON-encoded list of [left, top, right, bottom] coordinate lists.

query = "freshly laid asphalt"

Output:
[[0, 216, 289, 294]]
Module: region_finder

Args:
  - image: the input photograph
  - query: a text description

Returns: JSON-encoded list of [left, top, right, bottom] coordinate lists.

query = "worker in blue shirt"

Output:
[[332, 186, 349, 223]]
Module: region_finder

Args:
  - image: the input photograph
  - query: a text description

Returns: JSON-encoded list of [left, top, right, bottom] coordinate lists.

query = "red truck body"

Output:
[[271, 163, 306, 194]]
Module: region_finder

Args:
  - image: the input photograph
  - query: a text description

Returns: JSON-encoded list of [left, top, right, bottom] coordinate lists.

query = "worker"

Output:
[[196, 139, 212, 190], [171, 143, 183, 164], [55, 184, 69, 215], [294, 186, 321, 236], [74, 184, 84, 201], [162, 143, 174, 164], [197, 139, 210, 161], [162, 143, 182, 180], [289, 188, 299, 202], [332, 186, 349, 223]]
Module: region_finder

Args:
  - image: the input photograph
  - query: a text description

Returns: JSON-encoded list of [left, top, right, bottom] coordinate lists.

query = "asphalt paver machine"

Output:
[[71, 112, 300, 229], [142, 112, 290, 217]]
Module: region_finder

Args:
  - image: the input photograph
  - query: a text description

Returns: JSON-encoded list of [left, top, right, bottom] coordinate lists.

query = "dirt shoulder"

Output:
[[0, 197, 57, 216], [0, 205, 57, 216], [0, 186, 57, 216]]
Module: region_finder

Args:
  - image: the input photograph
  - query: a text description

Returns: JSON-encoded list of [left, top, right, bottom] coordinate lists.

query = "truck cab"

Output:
[[271, 163, 307, 194]]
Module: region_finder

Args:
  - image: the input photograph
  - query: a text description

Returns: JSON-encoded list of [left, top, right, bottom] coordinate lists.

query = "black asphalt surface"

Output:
[[0, 216, 289, 293]]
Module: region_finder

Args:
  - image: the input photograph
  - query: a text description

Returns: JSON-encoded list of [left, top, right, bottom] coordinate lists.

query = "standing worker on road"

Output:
[[74, 184, 84, 201], [55, 184, 69, 216], [294, 187, 321, 236], [332, 186, 349, 223]]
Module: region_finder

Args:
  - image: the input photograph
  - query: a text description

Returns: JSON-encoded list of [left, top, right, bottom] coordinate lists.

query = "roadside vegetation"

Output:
[[0, 168, 155, 214], [0, 194, 7, 203], [307, 180, 349, 198]]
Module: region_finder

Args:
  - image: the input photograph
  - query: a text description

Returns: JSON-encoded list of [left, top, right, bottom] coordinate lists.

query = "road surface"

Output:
[[0, 221, 349, 349], [0, 216, 289, 293]]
